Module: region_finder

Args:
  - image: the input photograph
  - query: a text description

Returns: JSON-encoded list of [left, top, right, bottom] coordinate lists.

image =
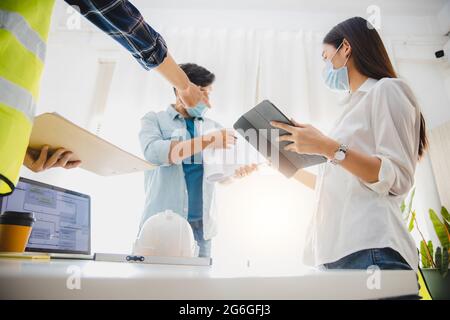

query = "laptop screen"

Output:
[[0, 177, 91, 254]]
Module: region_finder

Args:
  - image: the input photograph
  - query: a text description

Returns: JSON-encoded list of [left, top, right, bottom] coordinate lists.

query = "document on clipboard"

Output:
[[233, 100, 327, 178], [28, 113, 157, 176]]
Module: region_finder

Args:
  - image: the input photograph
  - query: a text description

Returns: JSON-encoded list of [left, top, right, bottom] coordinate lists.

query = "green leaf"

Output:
[[408, 211, 416, 232], [445, 221, 450, 238], [428, 240, 434, 261], [421, 240, 431, 268], [429, 209, 450, 249], [441, 207, 450, 223], [402, 188, 415, 220], [407, 188, 415, 215]]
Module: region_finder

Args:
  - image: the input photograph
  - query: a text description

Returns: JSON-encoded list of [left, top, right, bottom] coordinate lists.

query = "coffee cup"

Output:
[[0, 211, 35, 252]]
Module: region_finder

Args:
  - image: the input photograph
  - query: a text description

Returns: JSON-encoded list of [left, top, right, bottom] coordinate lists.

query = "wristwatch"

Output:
[[330, 144, 348, 165]]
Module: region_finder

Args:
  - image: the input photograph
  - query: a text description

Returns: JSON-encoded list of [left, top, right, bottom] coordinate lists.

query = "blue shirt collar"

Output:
[[167, 105, 182, 120]]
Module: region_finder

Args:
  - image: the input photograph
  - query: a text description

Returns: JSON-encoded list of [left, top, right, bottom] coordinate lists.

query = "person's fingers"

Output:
[[224, 128, 236, 136], [277, 134, 295, 143], [270, 121, 295, 133], [227, 130, 237, 139], [179, 82, 201, 108], [44, 148, 66, 169], [227, 136, 237, 145], [33, 146, 49, 170], [284, 143, 297, 152], [290, 118, 306, 128], [228, 131, 237, 138], [63, 160, 81, 170], [55, 152, 73, 168], [26, 147, 40, 160], [235, 167, 244, 178], [225, 131, 237, 148], [226, 141, 236, 149], [233, 165, 256, 178], [225, 131, 235, 138]]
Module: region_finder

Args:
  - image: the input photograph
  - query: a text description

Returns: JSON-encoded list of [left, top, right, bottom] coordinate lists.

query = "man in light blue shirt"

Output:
[[139, 63, 256, 257]]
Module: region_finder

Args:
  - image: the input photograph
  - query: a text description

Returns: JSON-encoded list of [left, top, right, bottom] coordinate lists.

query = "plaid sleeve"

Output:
[[64, 0, 168, 70]]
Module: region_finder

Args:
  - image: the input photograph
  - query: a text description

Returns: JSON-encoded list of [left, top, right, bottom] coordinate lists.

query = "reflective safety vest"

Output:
[[0, 0, 55, 195]]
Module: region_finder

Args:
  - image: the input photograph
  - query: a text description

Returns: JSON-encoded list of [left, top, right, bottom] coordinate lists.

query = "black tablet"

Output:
[[233, 100, 327, 178]]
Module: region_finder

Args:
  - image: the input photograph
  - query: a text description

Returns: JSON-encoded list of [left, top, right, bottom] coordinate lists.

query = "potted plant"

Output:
[[402, 189, 450, 300]]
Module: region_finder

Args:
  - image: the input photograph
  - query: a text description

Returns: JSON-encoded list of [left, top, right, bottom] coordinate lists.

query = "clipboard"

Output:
[[28, 113, 157, 176], [233, 100, 327, 178]]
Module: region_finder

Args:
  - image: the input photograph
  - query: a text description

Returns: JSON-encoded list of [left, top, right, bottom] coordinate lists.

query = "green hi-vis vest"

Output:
[[0, 0, 55, 195]]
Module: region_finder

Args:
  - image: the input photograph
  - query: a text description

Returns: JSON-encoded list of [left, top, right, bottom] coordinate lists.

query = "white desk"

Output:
[[0, 258, 418, 299]]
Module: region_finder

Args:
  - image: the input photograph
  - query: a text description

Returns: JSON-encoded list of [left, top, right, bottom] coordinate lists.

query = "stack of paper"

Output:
[[203, 134, 266, 183]]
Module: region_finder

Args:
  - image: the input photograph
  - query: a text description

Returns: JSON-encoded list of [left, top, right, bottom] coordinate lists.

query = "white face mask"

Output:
[[322, 42, 350, 92]]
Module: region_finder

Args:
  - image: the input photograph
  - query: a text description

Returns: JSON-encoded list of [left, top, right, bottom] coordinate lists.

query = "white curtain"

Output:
[[95, 27, 341, 272]]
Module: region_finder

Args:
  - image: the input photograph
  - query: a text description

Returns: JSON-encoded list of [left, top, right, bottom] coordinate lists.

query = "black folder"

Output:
[[233, 100, 327, 178]]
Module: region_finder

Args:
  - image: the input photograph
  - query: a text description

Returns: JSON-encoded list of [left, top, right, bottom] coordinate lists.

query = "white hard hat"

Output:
[[133, 210, 199, 258]]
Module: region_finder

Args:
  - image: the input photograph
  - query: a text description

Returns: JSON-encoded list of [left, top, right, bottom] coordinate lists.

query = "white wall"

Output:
[[23, 0, 450, 271]]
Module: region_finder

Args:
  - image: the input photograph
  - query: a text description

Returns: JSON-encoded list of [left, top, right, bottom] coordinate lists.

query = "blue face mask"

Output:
[[186, 102, 209, 118], [322, 42, 350, 92]]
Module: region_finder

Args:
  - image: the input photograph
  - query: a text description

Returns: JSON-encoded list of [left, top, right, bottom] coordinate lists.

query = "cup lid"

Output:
[[0, 211, 36, 227]]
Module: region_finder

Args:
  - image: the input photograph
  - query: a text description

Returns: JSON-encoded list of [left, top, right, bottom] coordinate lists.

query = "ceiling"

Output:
[[132, 0, 448, 16]]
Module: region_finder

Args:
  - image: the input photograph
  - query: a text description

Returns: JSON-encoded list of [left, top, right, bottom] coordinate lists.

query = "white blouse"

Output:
[[303, 78, 421, 272]]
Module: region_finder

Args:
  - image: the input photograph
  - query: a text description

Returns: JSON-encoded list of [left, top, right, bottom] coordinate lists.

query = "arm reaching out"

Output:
[[64, 0, 206, 107], [155, 54, 209, 107]]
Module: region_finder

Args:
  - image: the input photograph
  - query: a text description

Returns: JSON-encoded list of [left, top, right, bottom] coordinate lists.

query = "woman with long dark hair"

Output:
[[271, 17, 427, 272]]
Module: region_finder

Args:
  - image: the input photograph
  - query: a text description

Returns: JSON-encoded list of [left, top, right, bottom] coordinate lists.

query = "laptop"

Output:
[[0, 177, 93, 260]]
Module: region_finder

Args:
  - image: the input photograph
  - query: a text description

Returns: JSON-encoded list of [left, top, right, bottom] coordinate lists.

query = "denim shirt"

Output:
[[138, 106, 222, 240]]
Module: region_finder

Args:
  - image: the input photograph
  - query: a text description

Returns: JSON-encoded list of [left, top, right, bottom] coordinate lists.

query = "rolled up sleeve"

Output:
[[139, 113, 172, 166], [363, 80, 419, 196]]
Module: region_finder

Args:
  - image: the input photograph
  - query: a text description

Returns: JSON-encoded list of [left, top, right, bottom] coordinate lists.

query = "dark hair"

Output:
[[323, 17, 428, 159], [177, 63, 215, 89]]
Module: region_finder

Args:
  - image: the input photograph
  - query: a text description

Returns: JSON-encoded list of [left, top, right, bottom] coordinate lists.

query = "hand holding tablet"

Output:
[[233, 100, 326, 178]]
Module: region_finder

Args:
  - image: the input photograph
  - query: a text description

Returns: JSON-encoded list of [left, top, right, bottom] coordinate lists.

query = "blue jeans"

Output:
[[323, 247, 420, 299], [323, 247, 412, 270], [189, 220, 211, 258]]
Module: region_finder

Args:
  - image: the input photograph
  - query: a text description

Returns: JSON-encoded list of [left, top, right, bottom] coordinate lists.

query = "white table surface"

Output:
[[0, 258, 419, 299]]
